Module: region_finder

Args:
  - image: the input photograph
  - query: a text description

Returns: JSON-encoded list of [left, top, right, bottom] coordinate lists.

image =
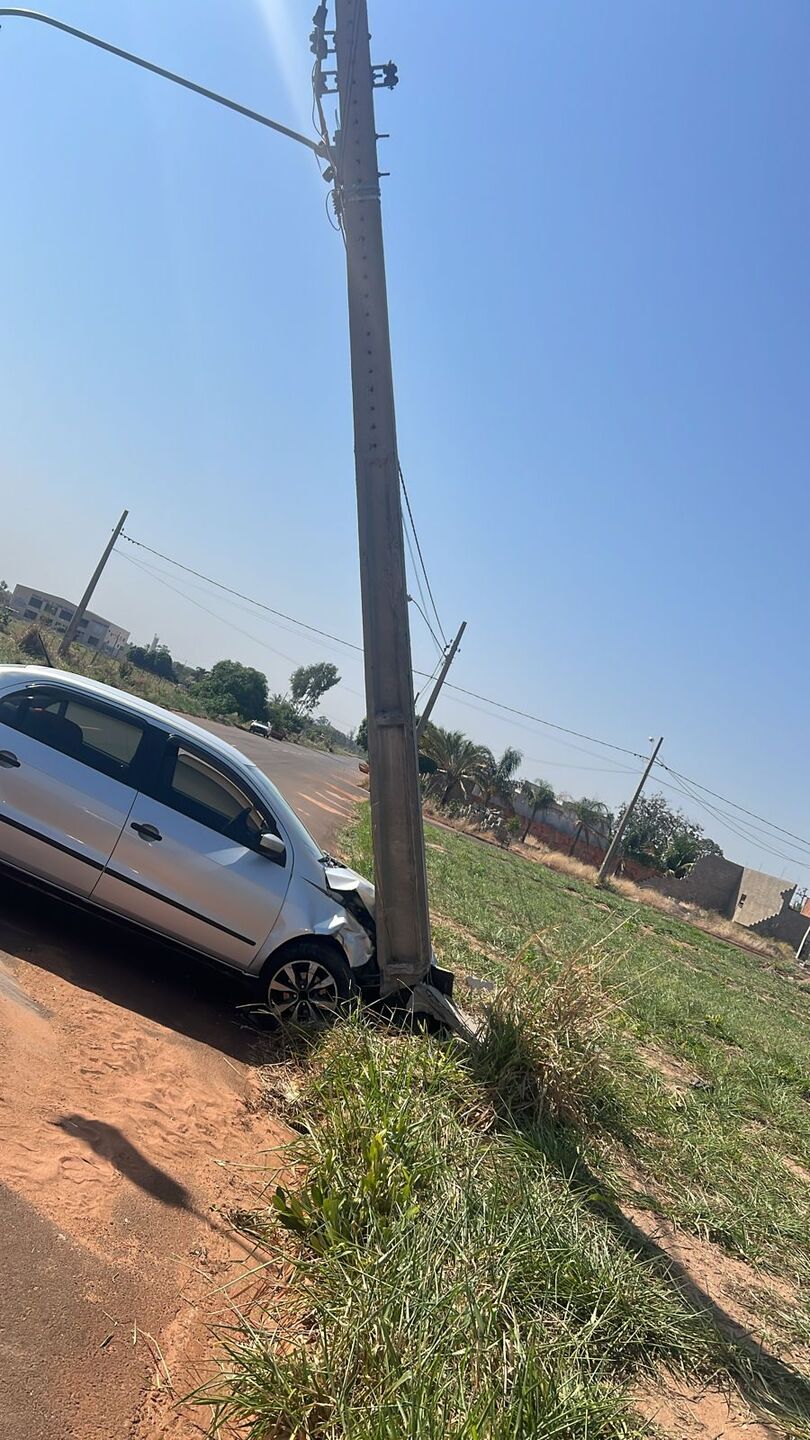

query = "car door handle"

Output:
[[0, 750, 20, 768], [131, 822, 162, 842]]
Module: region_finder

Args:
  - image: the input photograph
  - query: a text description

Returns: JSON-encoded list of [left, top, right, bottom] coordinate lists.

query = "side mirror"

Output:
[[259, 832, 287, 864]]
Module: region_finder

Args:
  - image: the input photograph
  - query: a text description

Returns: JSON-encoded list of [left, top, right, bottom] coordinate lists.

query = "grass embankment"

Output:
[[0, 622, 357, 752], [0, 620, 210, 715], [204, 809, 810, 1438]]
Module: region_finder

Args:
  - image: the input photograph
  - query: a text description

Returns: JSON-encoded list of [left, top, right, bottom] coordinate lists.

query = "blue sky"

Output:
[[1, 1, 808, 882]]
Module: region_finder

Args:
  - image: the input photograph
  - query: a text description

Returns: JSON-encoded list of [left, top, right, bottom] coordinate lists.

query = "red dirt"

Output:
[[0, 879, 287, 1440], [635, 1371, 783, 1439], [624, 1206, 806, 1436]]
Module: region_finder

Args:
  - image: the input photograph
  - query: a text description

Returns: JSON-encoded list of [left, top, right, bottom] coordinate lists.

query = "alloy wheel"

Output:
[[267, 958, 341, 1024]]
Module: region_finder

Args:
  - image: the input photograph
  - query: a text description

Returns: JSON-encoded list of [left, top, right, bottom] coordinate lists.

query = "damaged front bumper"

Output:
[[322, 864, 454, 999]]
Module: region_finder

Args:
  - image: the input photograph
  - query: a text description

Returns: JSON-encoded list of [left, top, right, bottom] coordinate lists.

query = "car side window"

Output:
[[0, 690, 27, 730], [0, 686, 145, 784], [161, 744, 268, 846]]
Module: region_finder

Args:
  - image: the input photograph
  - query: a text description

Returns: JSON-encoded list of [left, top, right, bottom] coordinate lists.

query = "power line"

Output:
[[439, 681, 648, 760], [437, 686, 647, 768], [403, 519, 440, 653], [673, 783, 810, 870], [121, 533, 364, 654], [656, 761, 810, 854], [407, 592, 444, 655], [119, 548, 365, 665], [116, 534, 805, 859], [118, 552, 297, 665], [653, 770, 810, 873], [118, 532, 801, 864], [116, 551, 365, 699], [414, 650, 444, 709], [117, 533, 655, 759], [521, 755, 640, 775], [398, 463, 448, 647]]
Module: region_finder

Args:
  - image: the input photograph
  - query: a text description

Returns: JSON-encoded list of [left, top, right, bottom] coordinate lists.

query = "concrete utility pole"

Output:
[[416, 621, 467, 743], [597, 736, 664, 885], [59, 510, 128, 657], [333, 0, 432, 990]]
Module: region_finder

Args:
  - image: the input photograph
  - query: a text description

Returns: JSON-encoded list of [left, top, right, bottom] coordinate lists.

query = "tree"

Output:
[[356, 715, 368, 752], [518, 778, 556, 842], [0, 580, 11, 632], [420, 724, 493, 807], [127, 641, 176, 682], [266, 693, 305, 739], [192, 660, 268, 722], [290, 662, 340, 717], [618, 792, 721, 873], [478, 746, 523, 807], [568, 797, 613, 856]]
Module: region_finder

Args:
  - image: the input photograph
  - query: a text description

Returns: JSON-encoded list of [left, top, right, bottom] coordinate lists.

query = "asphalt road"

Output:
[[0, 727, 365, 1440]]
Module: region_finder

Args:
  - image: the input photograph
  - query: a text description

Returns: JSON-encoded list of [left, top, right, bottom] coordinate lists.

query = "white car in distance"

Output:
[[0, 666, 377, 1024]]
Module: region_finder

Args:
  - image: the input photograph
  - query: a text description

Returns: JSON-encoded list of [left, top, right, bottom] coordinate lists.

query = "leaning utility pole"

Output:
[[597, 736, 664, 884], [416, 621, 467, 742], [58, 509, 128, 657], [332, 0, 432, 988]]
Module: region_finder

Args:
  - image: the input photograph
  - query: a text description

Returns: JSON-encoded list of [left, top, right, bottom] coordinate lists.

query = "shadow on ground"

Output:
[[53, 1114, 194, 1210], [474, 1052, 810, 1433]]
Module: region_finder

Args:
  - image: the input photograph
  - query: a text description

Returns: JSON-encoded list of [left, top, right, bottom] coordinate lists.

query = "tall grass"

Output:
[[203, 1017, 717, 1439], [0, 620, 224, 718]]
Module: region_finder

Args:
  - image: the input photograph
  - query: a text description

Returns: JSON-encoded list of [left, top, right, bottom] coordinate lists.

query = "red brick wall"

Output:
[[523, 818, 660, 883]]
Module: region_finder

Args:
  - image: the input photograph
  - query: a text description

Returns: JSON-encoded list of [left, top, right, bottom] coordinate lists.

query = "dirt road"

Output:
[[0, 740, 364, 1440]]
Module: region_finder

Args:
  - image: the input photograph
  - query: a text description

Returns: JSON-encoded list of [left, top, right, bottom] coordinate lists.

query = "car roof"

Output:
[[0, 664, 255, 772]]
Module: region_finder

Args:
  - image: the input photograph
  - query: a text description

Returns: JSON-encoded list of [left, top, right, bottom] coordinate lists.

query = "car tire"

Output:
[[262, 943, 354, 1027]]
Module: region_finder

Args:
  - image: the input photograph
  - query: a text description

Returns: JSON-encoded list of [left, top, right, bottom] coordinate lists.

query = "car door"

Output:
[[0, 683, 147, 896], [92, 735, 292, 967]]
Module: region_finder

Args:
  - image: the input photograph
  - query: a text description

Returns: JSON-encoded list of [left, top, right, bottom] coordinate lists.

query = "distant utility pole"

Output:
[[416, 621, 467, 743], [331, 0, 432, 990], [597, 736, 664, 885], [58, 510, 128, 657]]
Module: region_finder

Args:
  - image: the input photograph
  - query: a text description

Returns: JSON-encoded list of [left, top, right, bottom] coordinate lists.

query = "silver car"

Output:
[[0, 665, 377, 1023]]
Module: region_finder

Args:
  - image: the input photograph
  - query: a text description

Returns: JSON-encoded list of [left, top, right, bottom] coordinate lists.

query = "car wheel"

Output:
[[263, 946, 353, 1026]]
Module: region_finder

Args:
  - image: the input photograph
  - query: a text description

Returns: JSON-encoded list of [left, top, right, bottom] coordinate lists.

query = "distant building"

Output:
[[11, 585, 129, 657]]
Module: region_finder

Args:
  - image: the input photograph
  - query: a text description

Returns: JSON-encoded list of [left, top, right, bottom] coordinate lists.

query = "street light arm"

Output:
[[0, 8, 326, 155]]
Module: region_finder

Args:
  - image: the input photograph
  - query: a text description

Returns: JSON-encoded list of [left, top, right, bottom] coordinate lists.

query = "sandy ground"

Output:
[[0, 743, 364, 1440]]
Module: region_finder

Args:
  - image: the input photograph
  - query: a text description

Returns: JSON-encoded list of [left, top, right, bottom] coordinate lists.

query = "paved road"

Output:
[[189, 721, 365, 855], [0, 726, 365, 1440]]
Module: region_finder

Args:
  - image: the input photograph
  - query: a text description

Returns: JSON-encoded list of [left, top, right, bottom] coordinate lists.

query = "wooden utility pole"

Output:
[[58, 510, 128, 657], [597, 736, 663, 884], [416, 621, 467, 743], [333, 0, 431, 989]]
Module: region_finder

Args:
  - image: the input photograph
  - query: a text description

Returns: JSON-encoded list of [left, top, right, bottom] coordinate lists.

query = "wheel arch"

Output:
[[257, 932, 351, 985]]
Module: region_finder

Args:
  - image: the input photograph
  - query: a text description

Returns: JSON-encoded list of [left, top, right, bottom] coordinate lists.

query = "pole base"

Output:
[[405, 981, 480, 1043]]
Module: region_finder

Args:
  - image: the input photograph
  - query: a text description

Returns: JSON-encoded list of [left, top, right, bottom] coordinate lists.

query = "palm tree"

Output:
[[518, 778, 556, 841], [478, 746, 523, 808], [568, 797, 613, 856], [420, 725, 493, 807]]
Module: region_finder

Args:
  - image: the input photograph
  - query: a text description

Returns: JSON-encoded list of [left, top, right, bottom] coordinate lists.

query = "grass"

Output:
[[0, 620, 359, 753], [205, 1022, 717, 1439], [201, 807, 810, 1438], [0, 619, 214, 716]]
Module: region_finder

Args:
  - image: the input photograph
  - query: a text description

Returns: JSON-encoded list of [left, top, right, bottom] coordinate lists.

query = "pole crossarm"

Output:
[[0, 9, 327, 155]]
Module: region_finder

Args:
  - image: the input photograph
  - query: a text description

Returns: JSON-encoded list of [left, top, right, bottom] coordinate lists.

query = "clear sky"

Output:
[[1, 1, 808, 882]]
